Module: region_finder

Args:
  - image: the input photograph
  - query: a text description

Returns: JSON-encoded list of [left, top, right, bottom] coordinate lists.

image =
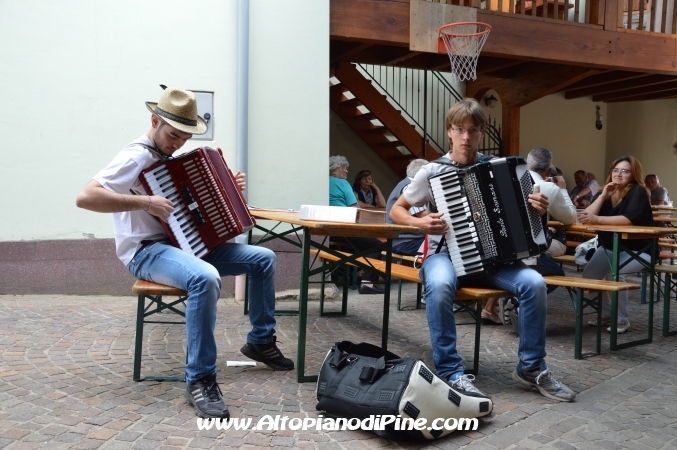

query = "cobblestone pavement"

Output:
[[1, 269, 677, 449]]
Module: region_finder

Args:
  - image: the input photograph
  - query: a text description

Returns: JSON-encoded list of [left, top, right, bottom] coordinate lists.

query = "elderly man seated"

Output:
[[645, 174, 671, 206], [570, 170, 601, 208]]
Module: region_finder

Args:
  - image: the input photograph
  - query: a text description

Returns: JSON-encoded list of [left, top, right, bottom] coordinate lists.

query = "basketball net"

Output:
[[439, 22, 491, 82]]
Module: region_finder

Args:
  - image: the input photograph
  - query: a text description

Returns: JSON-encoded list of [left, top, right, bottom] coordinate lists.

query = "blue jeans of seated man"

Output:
[[127, 240, 277, 383], [534, 254, 565, 293], [420, 251, 548, 380]]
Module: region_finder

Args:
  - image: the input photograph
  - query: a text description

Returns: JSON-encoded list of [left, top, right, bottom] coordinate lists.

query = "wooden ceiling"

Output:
[[331, 40, 677, 103]]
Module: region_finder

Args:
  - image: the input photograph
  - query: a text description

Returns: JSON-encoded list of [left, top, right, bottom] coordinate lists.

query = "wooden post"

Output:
[[502, 105, 521, 156], [604, 0, 620, 29]]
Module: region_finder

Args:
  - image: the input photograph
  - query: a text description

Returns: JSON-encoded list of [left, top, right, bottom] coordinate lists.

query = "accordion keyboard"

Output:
[[430, 171, 484, 277], [144, 166, 209, 258]]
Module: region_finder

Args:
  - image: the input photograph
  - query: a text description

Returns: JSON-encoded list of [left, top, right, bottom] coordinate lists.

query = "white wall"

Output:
[[520, 93, 608, 190], [0, 0, 328, 241], [606, 99, 677, 199]]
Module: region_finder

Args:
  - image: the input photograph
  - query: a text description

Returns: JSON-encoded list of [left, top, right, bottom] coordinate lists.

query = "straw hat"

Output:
[[145, 86, 207, 135]]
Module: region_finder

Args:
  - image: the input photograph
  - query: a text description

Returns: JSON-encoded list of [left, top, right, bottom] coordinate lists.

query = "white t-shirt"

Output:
[[530, 171, 577, 225], [93, 136, 167, 266]]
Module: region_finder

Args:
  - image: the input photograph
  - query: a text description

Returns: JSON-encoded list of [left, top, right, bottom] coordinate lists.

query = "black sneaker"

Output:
[[185, 374, 230, 419], [240, 337, 294, 371], [358, 284, 384, 294]]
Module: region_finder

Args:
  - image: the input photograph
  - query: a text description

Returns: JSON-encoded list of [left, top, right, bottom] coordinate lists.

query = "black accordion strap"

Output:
[[124, 141, 170, 161]]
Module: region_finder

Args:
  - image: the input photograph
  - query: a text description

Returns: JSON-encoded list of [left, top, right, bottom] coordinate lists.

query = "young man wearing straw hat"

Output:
[[76, 86, 293, 419]]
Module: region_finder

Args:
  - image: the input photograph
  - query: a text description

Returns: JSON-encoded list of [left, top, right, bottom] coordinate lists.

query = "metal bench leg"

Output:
[[416, 283, 423, 310], [397, 277, 403, 311], [321, 263, 349, 317], [640, 272, 647, 304], [133, 293, 186, 382], [133, 294, 145, 381], [664, 274, 677, 336], [319, 260, 327, 315], [461, 300, 481, 376]]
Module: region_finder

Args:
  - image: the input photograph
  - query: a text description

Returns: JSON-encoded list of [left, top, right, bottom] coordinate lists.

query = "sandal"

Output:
[[481, 309, 502, 325]]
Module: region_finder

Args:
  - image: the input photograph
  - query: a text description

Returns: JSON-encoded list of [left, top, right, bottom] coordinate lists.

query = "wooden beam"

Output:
[[330, 0, 677, 75], [605, 88, 677, 102], [331, 0, 410, 47], [566, 74, 676, 98], [348, 45, 415, 66], [330, 42, 372, 65], [476, 57, 526, 75], [562, 70, 647, 91], [468, 65, 600, 107], [384, 51, 422, 65], [592, 80, 677, 101], [477, 11, 677, 74]]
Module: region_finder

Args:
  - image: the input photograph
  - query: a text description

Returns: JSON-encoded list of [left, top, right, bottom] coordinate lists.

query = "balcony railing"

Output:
[[426, 0, 676, 34]]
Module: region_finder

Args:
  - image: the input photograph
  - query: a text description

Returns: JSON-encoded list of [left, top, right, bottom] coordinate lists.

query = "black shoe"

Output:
[[358, 284, 384, 294], [185, 374, 230, 419], [240, 337, 294, 371]]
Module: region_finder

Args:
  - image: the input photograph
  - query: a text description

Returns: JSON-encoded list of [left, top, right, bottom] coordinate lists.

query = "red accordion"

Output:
[[139, 146, 255, 258]]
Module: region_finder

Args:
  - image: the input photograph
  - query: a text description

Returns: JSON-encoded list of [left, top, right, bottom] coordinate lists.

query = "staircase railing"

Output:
[[356, 64, 502, 157]]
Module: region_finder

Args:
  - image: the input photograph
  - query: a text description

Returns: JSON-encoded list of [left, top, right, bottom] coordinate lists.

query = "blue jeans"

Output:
[[420, 251, 548, 380], [127, 240, 278, 383], [534, 254, 565, 293], [392, 236, 425, 256]]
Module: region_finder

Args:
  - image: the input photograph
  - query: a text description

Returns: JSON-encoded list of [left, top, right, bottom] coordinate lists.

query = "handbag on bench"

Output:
[[315, 341, 493, 439]]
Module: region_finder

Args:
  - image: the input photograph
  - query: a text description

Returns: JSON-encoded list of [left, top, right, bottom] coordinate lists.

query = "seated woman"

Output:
[[578, 156, 654, 334], [352, 170, 386, 209], [329, 156, 384, 295]]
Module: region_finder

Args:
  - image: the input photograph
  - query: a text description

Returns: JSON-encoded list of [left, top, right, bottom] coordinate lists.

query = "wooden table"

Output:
[[246, 209, 418, 382], [557, 223, 674, 350]]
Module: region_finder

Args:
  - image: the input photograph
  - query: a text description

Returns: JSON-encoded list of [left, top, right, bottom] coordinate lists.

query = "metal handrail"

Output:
[[356, 64, 502, 157]]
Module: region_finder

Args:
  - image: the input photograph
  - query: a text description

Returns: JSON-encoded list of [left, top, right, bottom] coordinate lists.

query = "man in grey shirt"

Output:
[[385, 159, 429, 256]]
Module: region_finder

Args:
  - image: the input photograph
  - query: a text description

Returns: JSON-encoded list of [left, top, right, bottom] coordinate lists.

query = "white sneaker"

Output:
[[498, 297, 518, 325], [449, 374, 487, 397], [607, 322, 630, 334], [587, 318, 611, 327]]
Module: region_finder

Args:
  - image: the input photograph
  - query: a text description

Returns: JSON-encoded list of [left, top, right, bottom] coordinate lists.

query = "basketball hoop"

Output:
[[438, 22, 492, 82]]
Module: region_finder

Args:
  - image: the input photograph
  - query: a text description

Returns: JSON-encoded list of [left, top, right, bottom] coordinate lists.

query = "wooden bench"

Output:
[[315, 250, 641, 361], [313, 249, 511, 375], [551, 254, 582, 271], [539, 276, 640, 359], [381, 251, 424, 310], [565, 230, 597, 241], [131, 280, 187, 382]]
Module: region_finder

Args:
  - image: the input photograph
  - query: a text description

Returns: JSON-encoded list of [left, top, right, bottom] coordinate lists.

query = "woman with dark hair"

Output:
[[352, 170, 386, 209], [578, 155, 654, 334], [327, 156, 384, 294]]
